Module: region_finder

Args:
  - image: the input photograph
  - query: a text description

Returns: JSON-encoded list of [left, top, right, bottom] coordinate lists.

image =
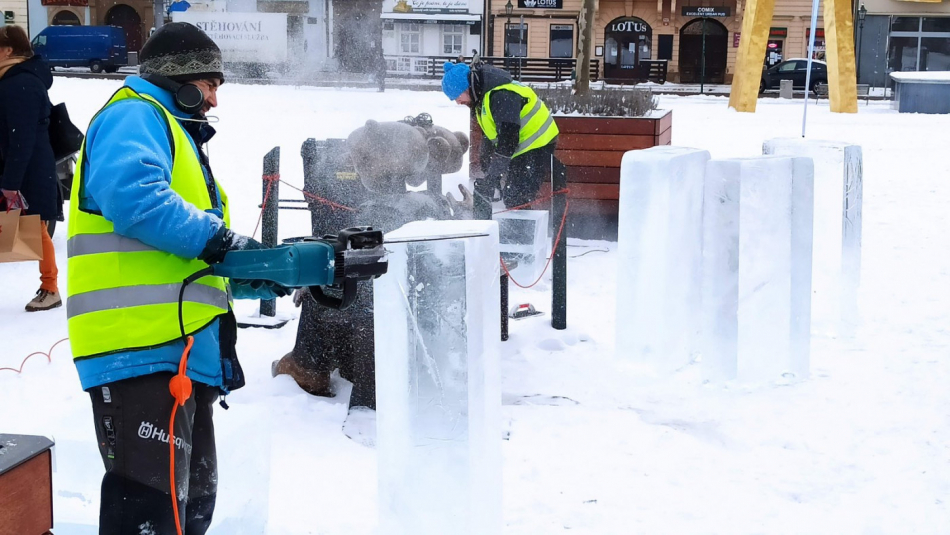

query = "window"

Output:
[[505, 23, 528, 57], [397, 23, 421, 54], [549, 25, 573, 58], [779, 60, 798, 72], [888, 16, 950, 73], [442, 24, 465, 55]]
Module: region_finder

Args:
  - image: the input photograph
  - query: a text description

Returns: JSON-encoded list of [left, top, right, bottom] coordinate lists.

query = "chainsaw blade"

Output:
[[384, 232, 489, 244]]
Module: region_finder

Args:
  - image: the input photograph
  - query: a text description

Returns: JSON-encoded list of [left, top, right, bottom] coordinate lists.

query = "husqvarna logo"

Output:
[[137, 421, 193, 454]]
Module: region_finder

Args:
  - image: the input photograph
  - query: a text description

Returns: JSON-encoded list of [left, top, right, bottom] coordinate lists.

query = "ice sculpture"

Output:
[[374, 220, 502, 535], [616, 146, 710, 375], [763, 138, 863, 337], [702, 156, 815, 382]]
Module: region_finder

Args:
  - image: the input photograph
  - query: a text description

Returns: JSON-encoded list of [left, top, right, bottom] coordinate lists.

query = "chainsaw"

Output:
[[211, 227, 487, 310]]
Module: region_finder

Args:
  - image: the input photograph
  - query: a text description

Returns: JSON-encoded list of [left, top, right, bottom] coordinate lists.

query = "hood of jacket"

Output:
[[4, 55, 53, 89], [472, 64, 513, 103]]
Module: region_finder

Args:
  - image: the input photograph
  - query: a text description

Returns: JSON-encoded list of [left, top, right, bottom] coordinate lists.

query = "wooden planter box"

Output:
[[470, 109, 673, 240], [0, 434, 55, 535]]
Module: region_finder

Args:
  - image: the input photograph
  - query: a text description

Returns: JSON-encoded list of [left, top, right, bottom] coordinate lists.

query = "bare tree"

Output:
[[574, 0, 596, 95]]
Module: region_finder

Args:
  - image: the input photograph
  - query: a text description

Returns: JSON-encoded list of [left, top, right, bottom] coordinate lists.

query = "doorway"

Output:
[[105, 5, 142, 52], [678, 18, 727, 84], [52, 10, 81, 26], [603, 17, 652, 82]]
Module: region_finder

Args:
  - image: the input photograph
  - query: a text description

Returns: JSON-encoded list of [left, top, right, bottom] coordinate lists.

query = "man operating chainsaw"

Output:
[[441, 60, 559, 218], [66, 23, 290, 534]]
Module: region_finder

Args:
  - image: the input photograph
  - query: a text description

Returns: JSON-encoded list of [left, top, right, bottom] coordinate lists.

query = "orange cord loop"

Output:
[[168, 335, 194, 535]]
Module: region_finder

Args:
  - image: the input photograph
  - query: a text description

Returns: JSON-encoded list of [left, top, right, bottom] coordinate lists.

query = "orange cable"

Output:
[[167, 335, 194, 535]]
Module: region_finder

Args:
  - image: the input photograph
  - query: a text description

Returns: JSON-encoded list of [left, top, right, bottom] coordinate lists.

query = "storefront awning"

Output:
[[382, 13, 482, 25]]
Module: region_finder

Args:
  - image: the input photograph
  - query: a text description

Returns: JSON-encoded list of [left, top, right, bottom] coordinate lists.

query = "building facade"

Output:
[[857, 0, 950, 87], [381, 0, 483, 75], [482, 0, 867, 84], [1, 0, 30, 29]]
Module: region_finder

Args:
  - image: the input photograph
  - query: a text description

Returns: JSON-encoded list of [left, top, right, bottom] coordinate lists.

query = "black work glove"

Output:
[[485, 153, 511, 190], [231, 278, 294, 299], [199, 226, 263, 264]]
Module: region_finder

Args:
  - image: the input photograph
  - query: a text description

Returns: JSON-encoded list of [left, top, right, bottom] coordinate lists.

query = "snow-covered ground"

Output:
[[2, 80, 949, 534]]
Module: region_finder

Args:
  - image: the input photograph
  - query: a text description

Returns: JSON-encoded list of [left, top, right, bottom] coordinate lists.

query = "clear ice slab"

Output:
[[763, 138, 863, 338], [702, 156, 815, 382], [374, 220, 502, 535], [616, 146, 710, 375]]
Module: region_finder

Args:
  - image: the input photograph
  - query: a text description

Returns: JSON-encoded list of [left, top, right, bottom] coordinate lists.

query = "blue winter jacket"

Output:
[[74, 76, 273, 391]]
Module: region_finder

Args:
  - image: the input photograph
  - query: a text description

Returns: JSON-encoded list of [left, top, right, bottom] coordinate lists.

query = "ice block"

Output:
[[763, 138, 863, 337], [702, 156, 815, 382], [616, 146, 710, 375], [374, 220, 502, 535], [494, 209, 549, 284]]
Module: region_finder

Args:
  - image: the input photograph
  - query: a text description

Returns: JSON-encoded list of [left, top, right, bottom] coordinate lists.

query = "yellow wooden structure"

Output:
[[729, 0, 858, 113]]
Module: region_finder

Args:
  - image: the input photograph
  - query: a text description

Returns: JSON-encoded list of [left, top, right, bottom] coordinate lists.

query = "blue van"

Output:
[[32, 26, 128, 73]]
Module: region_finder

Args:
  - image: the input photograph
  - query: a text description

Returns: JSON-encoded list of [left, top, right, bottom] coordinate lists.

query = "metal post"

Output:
[[501, 273, 509, 341], [261, 147, 280, 317], [700, 17, 707, 93], [519, 15, 525, 81], [801, 0, 820, 138], [551, 156, 567, 330], [153, 0, 164, 31], [857, 20, 865, 83]]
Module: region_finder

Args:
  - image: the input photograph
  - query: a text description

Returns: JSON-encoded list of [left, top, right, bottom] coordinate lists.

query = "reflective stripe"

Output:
[[517, 115, 556, 154], [67, 233, 159, 257], [67, 283, 229, 319], [520, 99, 543, 127]]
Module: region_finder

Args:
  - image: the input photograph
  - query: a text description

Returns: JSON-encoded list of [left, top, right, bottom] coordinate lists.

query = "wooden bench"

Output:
[[815, 83, 871, 104]]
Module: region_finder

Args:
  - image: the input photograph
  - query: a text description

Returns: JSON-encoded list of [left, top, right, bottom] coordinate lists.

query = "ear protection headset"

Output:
[[141, 73, 206, 115]]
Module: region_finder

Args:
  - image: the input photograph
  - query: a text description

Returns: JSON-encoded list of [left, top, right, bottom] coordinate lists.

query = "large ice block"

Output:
[[616, 146, 710, 375], [494, 209, 549, 284], [702, 156, 815, 382], [763, 138, 863, 337], [374, 220, 502, 535]]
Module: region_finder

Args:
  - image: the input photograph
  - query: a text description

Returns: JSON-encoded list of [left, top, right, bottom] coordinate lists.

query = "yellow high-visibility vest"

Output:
[[66, 87, 231, 359], [476, 81, 559, 158]]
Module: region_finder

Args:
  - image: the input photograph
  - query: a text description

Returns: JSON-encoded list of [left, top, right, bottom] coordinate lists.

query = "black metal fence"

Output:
[[385, 55, 600, 83]]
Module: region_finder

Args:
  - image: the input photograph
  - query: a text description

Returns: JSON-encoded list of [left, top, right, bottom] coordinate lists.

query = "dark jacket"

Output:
[[0, 55, 60, 221]]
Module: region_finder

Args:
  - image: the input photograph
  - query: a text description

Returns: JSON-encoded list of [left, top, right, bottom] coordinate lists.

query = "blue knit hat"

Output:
[[442, 62, 471, 100]]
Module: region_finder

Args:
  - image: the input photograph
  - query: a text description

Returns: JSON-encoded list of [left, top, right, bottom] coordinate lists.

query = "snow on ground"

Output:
[[2, 79, 949, 534]]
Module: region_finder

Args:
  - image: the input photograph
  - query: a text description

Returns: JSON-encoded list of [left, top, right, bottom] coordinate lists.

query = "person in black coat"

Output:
[[0, 25, 63, 311]]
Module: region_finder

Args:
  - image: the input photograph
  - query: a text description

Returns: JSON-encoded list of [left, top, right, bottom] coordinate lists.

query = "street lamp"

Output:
[[505, 0, 513, 58], [857, 3, 867, 82]]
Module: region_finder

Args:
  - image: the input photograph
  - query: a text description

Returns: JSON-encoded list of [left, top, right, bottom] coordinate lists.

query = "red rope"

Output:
[[278, 179, 357, 213], [251, 174, 279, 239], [493, 188, 570, 214], [0, 338, 70, 374], [501, 198, 570, 289]]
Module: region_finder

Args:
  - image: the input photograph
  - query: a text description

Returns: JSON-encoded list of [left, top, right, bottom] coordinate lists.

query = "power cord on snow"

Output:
[[0, 338, 70, 374], [167, 267, 213, 535]]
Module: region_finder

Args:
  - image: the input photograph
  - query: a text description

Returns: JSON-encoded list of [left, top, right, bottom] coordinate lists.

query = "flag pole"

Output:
[[802, 0, 821, 137]]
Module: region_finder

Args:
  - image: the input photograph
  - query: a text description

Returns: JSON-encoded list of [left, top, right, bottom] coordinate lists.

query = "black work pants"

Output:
[[89, 372, 219, 535], [474, 142, 557, 219]]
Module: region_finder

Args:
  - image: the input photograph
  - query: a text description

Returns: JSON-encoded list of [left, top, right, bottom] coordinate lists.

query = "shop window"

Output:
[[922, 17, 950, 33], [891, 17, 920, 33], [549, 25, 573, 58], [657, 34, 673, 60], [505, 23, 528, 57], [921, 37, 950, 71], [889, 36, 919, 71], [442, 24, 465, 55], [397, 23, 421, 55]]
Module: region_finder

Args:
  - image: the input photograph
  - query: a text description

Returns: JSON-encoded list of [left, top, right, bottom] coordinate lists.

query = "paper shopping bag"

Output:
[[0, 209, 44, 263]]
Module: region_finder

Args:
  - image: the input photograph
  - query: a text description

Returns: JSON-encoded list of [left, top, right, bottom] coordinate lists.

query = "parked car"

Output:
[[760, 59, 827, 94], [31, 26, 128, 73]]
